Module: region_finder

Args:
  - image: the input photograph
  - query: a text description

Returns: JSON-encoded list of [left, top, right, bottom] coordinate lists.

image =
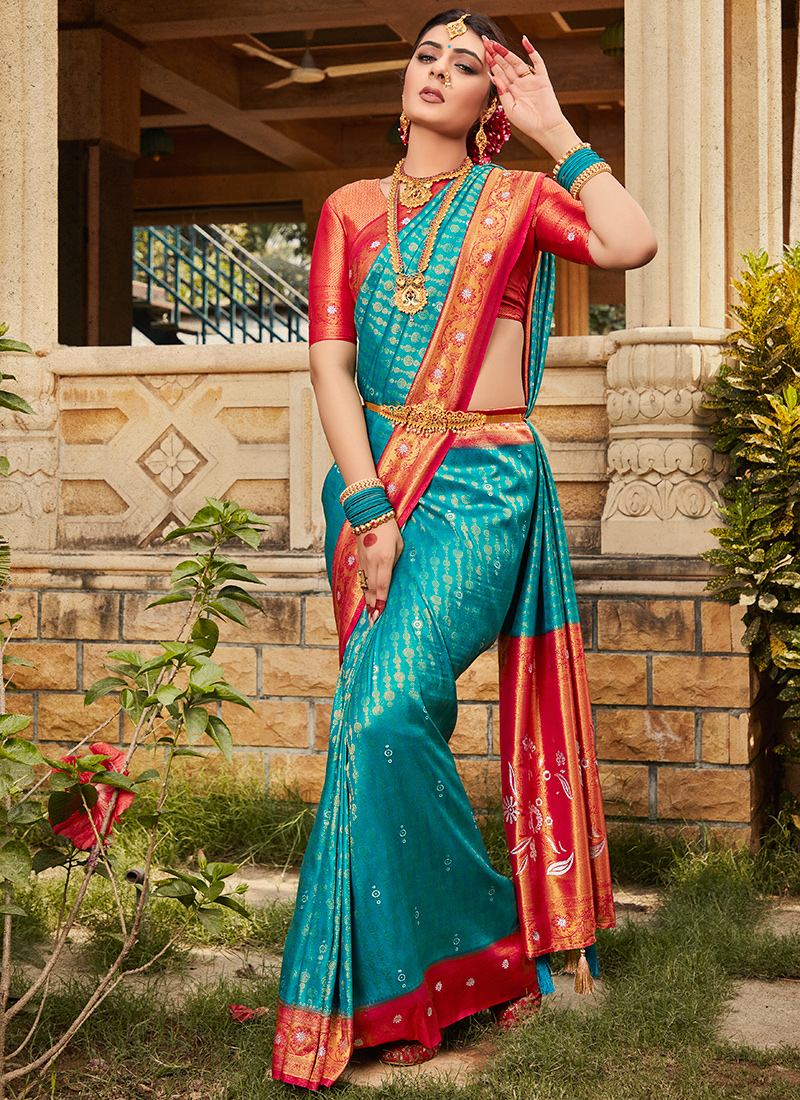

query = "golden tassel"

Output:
[[574, 948, 594, 995], [563, 949, 580, 975]]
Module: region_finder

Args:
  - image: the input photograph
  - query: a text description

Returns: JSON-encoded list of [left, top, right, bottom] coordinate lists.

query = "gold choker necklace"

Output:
[[397, 158, 471, 208], [387, 158, 472, 315]]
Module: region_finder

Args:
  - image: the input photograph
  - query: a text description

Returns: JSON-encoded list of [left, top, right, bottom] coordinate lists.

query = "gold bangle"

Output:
[[552, 141, 591, 179], [340, 477, 384, 506], [570, 161, 612, 198], [352, 510, 395, 536]]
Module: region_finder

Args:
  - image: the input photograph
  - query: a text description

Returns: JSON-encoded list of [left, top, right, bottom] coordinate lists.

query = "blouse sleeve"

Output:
[[308, 196, 357, 345], [533, 175, 598, 267]]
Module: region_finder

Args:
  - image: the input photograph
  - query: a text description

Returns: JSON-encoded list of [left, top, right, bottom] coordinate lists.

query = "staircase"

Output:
[[132, 224, 309, 345]]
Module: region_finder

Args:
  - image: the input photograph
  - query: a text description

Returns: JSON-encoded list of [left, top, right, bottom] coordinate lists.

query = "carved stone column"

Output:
[[603, 328, 728, 556], [603, 0, 784, 557], [0, 0, 59, 551]]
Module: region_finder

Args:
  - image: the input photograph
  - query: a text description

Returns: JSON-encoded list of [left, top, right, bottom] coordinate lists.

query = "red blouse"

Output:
[[309, 173, 597, 345]]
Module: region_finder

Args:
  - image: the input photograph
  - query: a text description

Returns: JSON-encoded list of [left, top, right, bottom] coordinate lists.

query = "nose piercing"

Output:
[[443, 71, 452, 88]]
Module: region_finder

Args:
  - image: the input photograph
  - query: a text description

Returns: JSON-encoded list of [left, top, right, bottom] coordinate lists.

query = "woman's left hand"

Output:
[[482, 36, 572, 155]]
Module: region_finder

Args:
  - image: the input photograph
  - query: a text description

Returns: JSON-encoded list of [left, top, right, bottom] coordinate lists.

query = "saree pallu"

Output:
[[273, 165, 615, 1090]]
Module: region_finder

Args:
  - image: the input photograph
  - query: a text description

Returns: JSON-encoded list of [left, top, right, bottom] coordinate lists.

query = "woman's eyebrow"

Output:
[[417, 39, 484, 67]]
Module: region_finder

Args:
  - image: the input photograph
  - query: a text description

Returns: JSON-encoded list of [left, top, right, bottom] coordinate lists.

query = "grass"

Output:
[[6, 782, 800, 1097], [5, 837, 800, 1099]]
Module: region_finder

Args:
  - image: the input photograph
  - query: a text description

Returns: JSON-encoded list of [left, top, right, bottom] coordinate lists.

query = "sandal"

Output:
[[492, 990, 542, 1031], [379, 1040, 441, 1066]]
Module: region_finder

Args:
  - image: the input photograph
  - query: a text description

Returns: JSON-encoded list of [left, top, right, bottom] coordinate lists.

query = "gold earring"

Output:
[[399, 110, 410, 143], [475, 102, 496, 160]]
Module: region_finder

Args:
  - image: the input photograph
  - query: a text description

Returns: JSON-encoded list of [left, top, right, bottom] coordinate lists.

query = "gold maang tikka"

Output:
[[446, 13, 470, 39]]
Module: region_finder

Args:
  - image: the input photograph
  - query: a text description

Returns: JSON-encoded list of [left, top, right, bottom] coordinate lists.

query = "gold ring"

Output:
[[357, 569, 368, 590]]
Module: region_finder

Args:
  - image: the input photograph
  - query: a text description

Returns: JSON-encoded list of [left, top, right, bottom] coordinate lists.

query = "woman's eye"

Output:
[[416, 52, 436, 63], [457, 63, 476, 74]]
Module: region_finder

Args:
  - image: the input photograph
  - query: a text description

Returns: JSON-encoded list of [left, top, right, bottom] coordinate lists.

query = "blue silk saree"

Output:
[[272, 165, 615, 1090]]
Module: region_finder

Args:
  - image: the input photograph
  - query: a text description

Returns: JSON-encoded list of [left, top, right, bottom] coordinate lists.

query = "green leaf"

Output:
[[171, 747, 205, 759], [0, 714, 32, 737], [7, 802, 44, 826], [213, 894, 251, 918], [204, 682, 253, 710], [218, 586, 263, 611], [205, 861, 238, 881], [156, 684, 183, 706], [169, 561, 201, 585], [154, 879, 196, 899], [1, 655, 36, 668], [92, 770, 138, 793], [0, 338, 33, 355], [0, 457, 9, 477], [0, 759, 34, 796], [759, 593, 779, 611], [190, 617, 219, 656], [135, 769, 160, 784], [200, 881, 225, 903], [0, 903, 29, 917], [0, 738, 41, 766], [32, 848, 69, 873], [206, 598, 248, 626], [84, 677, 127, 705], [195, 907, 225, 935], [206, 716, 233, 762], [0, 841, 32, 885], [183, 707, 209, 740], [188, 658, 224, 690], [0, 392, 34, 415], [147, 591, 193, 608]]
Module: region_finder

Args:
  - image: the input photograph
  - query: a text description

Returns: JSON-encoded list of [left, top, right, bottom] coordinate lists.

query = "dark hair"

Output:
[[409, 10, 508, 140]]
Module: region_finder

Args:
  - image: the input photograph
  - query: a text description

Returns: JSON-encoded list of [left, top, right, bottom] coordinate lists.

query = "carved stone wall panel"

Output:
[[58, 372, 295, 549]]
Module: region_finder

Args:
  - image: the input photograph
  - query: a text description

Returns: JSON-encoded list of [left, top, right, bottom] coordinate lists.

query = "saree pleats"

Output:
[[275, 431, 545, 1088]]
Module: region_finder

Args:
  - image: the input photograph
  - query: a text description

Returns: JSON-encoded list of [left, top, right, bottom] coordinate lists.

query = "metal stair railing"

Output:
[[132, 225, 310, 344]]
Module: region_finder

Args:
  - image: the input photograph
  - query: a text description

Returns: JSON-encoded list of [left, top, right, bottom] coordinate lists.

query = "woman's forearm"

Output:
[[310, 339, 378, 487], [535, 118, 657, 270]]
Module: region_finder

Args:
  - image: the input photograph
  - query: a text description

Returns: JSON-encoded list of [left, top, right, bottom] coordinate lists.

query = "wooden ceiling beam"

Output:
[[140, 54, 337, 170], [96, 0, 627, 42]]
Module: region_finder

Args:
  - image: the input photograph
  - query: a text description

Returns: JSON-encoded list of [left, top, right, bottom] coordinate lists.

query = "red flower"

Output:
[[228, 1004, 269, 1022], [50, 742, 135, 850]]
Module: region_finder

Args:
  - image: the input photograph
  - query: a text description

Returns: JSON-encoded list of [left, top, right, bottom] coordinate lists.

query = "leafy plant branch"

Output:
[[0, 498, 268, 1095]]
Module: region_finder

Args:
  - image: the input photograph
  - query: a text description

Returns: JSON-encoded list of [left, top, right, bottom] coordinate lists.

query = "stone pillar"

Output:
[[58, 26, 141, 346], [0, 0, 59, 551], [0, 0, 59, 349], [603, 0, 784, 557]]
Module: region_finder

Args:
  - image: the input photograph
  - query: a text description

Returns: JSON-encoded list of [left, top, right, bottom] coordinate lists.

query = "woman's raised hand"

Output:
[[358, 519, 404, 627], [482, 36, 574, 157]]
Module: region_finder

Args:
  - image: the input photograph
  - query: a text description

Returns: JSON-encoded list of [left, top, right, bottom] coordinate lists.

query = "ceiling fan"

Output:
[[232, 32, 407, 88]]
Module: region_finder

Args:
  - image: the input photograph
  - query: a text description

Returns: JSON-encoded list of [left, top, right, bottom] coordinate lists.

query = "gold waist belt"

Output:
[[363, 400, 526, 437]]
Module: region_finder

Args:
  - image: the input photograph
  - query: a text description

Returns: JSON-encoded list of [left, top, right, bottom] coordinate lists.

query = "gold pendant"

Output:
[[400, 179, 432, 208], [394, 273, 428, 315]]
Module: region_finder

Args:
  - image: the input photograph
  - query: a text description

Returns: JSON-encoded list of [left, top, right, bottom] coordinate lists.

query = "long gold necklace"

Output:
[[397, 157, 471, 208], [387, 158, 472, 315]]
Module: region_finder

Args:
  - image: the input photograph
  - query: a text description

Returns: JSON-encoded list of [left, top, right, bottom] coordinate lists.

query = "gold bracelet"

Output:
[[570, 161, 612, 198], [552, 141, 591, 179], [352, 510, 395, 536], [340, 477, 384, 506]]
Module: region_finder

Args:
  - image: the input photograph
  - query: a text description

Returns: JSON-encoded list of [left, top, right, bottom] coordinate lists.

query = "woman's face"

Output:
[[403, 24, 493, 141]]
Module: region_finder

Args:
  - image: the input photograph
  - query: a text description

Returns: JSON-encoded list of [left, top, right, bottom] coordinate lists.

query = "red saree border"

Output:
[[498, 622, 615, 958], [272, 1005, 352, 1091], [332, 169, 543, 659], [272, 929, 539, 1088]]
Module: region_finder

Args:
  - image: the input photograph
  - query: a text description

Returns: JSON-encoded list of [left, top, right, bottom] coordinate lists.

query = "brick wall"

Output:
[[6, 556, 768, 844]]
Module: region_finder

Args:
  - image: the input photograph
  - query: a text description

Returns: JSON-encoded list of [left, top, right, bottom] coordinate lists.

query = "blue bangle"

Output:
[[342, 485, 392, 527], [557, 149, 605, 194]]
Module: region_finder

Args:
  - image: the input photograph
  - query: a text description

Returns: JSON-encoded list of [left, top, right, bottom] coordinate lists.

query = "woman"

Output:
[[273, 10, 656, 1090]]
